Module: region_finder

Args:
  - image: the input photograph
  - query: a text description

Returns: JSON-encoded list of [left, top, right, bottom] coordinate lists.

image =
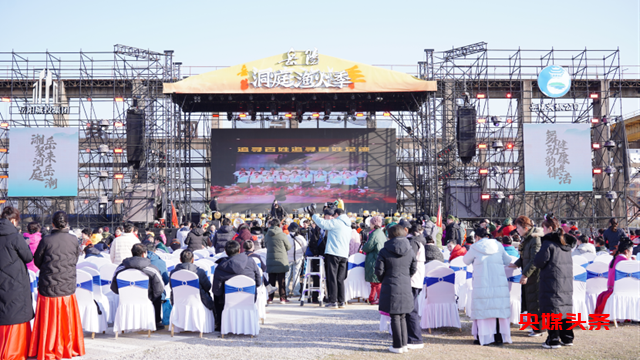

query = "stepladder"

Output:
[[300, 256, 325, 307]]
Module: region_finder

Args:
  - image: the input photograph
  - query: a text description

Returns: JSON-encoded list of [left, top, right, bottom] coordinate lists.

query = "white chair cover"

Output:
[[344, 253, 370, 301], [420, 267, 461, 330], [171, 249, 184, 261], [256, 267, 267, 323], [80, 266, 110, 330], [194, 259, 214, 278], [85, 256, 110, 269], [449, 257, 469, 310], [77, 261, 99, 271], [169, 270, 215, 334], [581, 252, 596, 264], [221, 275, 260, 336], [193, 249, 210, 260], [99, 263, 118, 324], [603, 261, 640, 321], [504, 265, 522, 324], [253, 249, 267, 265], [572, 255, 588, 269], [113, 269, 156, 334], [76, 269, 107, 334], [211, 252, 228, 264], [585, 262, 609, 314], [464, 263, 474, 316], [420, 261, 448, 313], [572, 264, 589, 322], [28, 270, 38, 313], [593, 254, 613, 264]]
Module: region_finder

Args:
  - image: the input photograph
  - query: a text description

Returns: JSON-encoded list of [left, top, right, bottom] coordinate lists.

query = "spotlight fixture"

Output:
[[1, 97, 10, 103], [99, 119, 109, 130], [604, 166, 616, 175], [506, 142, 514, 150], [592, 168, 602, 175], [0, 122, 8, 128], [476, 93, 486, 99], [113, 148, 123, 154], [114, 121, 124, 128], [603, 140, 616, 150], [226, 112, 233, 120], [479, 168, 488, 175], [477, 118, 486, 124], [114, 199, 124, 204], [114, 97, 124, 102], [506, 92, 512, 98], [592, 142, 601, 150], [285, 113, 292, 118], [491, 116, 501, 126], [590, 93, 599, 99], [605, 191, 617, 200], [481, 194, 491, 200], [477, 143, 487, 149], [492, 140, 504, 150], [238, 113, 247, 119], [383, 112, 391, 117], [591, 118, 599, 124], [312, 113, 320, 118], [113, 173, 124, 179]]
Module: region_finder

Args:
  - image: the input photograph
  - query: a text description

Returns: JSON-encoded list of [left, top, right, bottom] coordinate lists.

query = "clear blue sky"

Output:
[[4, 0, 639, 69]]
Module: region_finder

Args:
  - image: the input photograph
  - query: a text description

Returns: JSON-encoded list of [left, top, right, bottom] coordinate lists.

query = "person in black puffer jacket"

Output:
[[29, 211, 85, 359], [424, 235, 444, 263], [533, 216, 574, 349], [212, 218, 235, 254], [0, 206, 34, 360], [185, 224, 207, 251]]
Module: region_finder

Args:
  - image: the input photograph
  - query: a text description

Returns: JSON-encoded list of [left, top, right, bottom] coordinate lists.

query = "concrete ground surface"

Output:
[[79, 301, 639, 360]]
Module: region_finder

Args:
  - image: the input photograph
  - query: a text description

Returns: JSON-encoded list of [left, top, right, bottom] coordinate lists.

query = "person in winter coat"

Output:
[[348, 223, 361, 256], [170, 250, 214, 311], [423, 217, 438, 241], [574, 235, 596, 256], [110, 223, 141, 265], [24, 221, 42, 272], [176, 222, 191, 248], [212, 218, 235, 254], [444, 215, 461, 245], [501, 236, 519, 258], [212, 240, 261, 331], [463, 227, 513, 346], [500, 218, 517, 237], [270, 201, 287, 221], [264, 218, 292, 303], [375, 225, 417, 353], [29, 211, 85, 360], [511, 215, 543, 337], [603, 217, 625, 251], [285, 222, 307, 297], [533, 216, 574, 349], [362, 216, 386, 304], [111, 243, 166, 330], [0, 207, 34, 360], [185, 223, 207, 251], [209, 196, 219, 213], [406, 224, 426, 349], [233, 224, 255, 253], [312, 207, 352, 308], [424, 235, 444, 263], [448, 240, 467, 261]]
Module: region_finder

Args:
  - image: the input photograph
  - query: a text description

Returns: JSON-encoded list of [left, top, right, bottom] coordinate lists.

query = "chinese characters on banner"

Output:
[[545, 130, 572, 185], [29, 134, 58, 189], [237, 146, 370, 153], [519, 313, 610, 331]]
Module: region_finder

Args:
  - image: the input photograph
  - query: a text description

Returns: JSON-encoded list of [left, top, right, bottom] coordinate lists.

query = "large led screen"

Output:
[[210, 129, 396, 214]]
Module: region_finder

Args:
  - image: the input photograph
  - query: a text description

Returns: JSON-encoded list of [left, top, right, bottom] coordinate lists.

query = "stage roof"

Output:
[[163, 50, 436, 95]]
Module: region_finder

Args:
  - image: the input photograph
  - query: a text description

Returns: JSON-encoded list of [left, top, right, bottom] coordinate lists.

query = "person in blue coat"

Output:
[[501, 236, 520, 258]]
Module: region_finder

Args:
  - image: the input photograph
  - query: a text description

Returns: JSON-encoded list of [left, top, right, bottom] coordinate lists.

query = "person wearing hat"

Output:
[[211, 211, 222, 229], [500, 218, 516, 237]]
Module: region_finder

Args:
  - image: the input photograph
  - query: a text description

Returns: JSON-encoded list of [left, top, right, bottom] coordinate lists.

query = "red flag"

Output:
[[171, 201, 179, 228], [436, 202, 442, 228]]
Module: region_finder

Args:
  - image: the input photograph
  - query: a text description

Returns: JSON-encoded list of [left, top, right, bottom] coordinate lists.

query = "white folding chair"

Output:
[[99, 263, 118, 324], [171, 249, 184, 261], [221, 275, 259, 337], [582, 252, 596, 264], [585, 262, 609, 314], [169, 270, 215, 337], [84, 256, 110, 269], [593, 254, 613, 264], [603, 261, 640, 326], [344, 253, 370, 302], [193, 249, 210, 260], [80, 266, 110, 331], [76, 269, 107, 338], [420, 267, 461, 332], [28, 269, 38, 313], [572, 264, 589, 323], [77, 261, 99, 271], [572, 255, 589, 269], [255, 267, 267, 324], [253, 249, 267, 265], [113, 269, 156, 338], [165, 259, 178, 273], [449, 257, 470, 310], [418, 261, 448, 317], [504, 265, 522, 324]]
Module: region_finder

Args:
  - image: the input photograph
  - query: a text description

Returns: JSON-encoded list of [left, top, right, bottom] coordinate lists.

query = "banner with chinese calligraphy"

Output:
[[163, 50, 435, 94], [523, 124, 592, 192], [210, 129, 396, 213], [8, 127, 78, 197]]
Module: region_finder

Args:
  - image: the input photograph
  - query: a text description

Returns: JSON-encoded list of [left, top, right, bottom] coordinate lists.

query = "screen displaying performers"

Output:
[[210, 129, 396, 213]]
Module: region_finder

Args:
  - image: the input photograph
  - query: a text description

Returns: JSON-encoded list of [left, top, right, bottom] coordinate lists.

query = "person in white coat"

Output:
[[462, 227, 512, 346]]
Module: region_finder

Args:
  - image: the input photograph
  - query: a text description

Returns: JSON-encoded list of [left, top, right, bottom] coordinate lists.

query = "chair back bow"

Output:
[[450, 266, 466, 272], [586, 270, 608, 280], [171, 278, 199, 289], [507, 274, 522, 283], [425, 273, 455, 287], [614, 270, 640, 281], [347, 262, 365, 271], [573, 272, 587, 282], [92, 275, 101, 288], [76, 280, 93, 292], [100, 279, 112, 286], [224, 284, 256, 295], [116, 279, 149, 289], [30, 280, 37, 293], [579, 263, 589, 268]]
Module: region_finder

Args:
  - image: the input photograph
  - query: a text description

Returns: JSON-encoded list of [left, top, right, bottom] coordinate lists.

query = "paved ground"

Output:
[[79, 301, 639, 360]]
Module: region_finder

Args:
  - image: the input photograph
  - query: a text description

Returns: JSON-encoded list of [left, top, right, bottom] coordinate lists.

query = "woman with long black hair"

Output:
[[594, 237, 635, 314]]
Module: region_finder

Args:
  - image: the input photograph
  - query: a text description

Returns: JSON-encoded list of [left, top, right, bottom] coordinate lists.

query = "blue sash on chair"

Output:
[[450, 266, 466, 272], [167, 265, 175, 272], [116, 279, 149, 289], [170, 278, 199, 289], [573, 272, 587, 282], [224, 284, 256, 295], [425, 273, 455, 287], [100, 279, 112, 286], [92, 275, 101, 288], [466, 271, 473, 280], [615, 270, 640, 281], [347, 262, 365, 271], [76, 280, 93, 292], [30, 280, 37, 293], [586, 270, 608, 280], [507, 274, 522, 283], [580, 263, 589, 268]]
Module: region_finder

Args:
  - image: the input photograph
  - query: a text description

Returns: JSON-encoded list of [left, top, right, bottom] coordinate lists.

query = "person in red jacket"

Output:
[[448, 240, 467, 261], [501, 218, 516, 237]]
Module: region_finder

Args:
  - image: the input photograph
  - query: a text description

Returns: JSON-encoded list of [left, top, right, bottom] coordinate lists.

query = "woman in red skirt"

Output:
[[29, 211, 85, 360], [0, 206, 34, 360]]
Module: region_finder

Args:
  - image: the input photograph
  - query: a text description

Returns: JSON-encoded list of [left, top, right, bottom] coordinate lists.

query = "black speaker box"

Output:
[[457, 107, 477, 163], [126, 109, 145, 166]]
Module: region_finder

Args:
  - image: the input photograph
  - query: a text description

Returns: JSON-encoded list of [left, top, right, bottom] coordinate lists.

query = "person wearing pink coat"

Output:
[[23, 222, 42, 272]]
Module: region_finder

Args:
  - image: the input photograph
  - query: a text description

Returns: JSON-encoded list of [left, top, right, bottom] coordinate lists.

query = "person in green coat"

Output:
[[264, 218, 292, 304], [362, 216, 387, 304]]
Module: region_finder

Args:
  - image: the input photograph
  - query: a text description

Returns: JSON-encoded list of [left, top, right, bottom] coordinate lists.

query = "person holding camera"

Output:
[[285, 222, 307, 297], [310, 205, 351, 308]]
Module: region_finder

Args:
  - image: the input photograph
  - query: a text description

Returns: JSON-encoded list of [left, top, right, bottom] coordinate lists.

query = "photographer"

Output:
[[310, 205, 351, 309], [304, 219, 326, 303], [285, 222, 307, 297]]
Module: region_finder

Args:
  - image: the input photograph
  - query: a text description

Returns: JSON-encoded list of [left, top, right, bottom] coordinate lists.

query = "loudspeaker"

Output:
[[456, 107, 477, 163], [126, 109, 145, 166], [444, 180, 482, 218]]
